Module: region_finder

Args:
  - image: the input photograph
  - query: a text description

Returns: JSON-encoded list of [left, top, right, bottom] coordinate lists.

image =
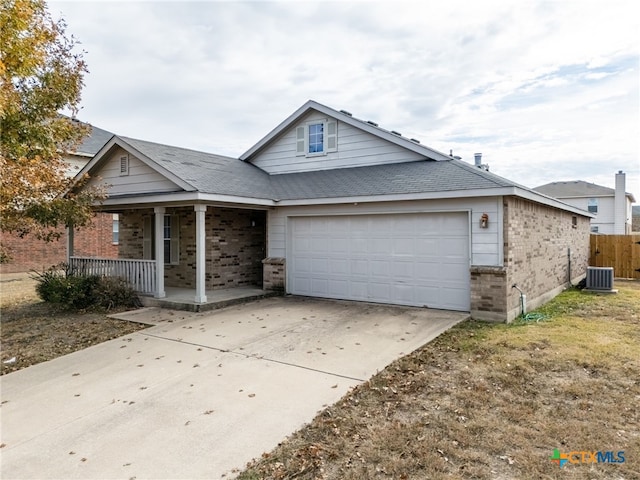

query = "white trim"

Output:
[[69, 136, 196, 194], [497, 198, 504, 266], [239, 100, 452, 162], [194, 204, 207, 303], [153, 207, 166, 298], [92, 186, 593, 218]]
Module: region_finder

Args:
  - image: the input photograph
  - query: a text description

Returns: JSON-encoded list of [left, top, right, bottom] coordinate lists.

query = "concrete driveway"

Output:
[[0, 297, 467, 479]]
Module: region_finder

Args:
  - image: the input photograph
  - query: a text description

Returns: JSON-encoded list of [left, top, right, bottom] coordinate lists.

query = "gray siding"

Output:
[[251, 111, 425, 174], [267, 197, 502, 267], [87, 147, 181, 196]]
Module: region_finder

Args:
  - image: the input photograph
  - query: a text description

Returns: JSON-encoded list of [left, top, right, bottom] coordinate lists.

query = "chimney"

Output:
[[614, 170, 627, 234], [474, 153, 482, 167]]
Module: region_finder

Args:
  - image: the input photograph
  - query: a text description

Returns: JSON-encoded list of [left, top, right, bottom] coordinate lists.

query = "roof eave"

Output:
[[239, 100, 452, 162]]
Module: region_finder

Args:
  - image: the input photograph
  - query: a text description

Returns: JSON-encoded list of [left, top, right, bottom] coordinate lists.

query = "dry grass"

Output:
[[0, 273, 146, 375], [238, 281, 640, 480]]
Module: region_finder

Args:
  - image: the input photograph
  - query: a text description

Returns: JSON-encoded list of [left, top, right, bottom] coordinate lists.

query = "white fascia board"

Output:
[[117, 137, 196, 192], [67, 135, 195, 194], [97, 191, 275, 209], [276, 188, 516, 206], [240, 100, 452, 162], [240, 100, 317, 160], [512, 187, 594, 217], [276, 186, 595, 218]]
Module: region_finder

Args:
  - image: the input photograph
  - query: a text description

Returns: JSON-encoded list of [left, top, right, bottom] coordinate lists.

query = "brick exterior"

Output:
[[470, 196, 590, 322], [262, 257, 286, 292], [0, 213, 118, 274], [118, 207, 266, 290]]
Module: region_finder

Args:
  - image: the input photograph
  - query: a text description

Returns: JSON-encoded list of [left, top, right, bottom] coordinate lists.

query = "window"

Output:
[[143, 215, 179, 264], [112, 214, 119, 244], [591, 226, 599, 233], [588, 198, 598, 213], [119, 155, 129, 176], [295, 119, 337, 156], [308, 123, 324, 153]]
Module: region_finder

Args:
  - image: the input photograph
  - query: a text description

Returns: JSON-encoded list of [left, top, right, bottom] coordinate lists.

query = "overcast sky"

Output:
[[49, 0, 639, 197]]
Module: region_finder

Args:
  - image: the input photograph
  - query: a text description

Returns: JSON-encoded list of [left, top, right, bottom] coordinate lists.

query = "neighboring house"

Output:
[[0, 122, 118, 274], [632, 205, 640, 232], [534, 172, 636, 234], [70, 100, 592, 322]]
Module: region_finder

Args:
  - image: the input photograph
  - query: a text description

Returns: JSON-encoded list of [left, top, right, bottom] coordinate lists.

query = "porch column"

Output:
[[154, 206, 166, 298], [194, 204, 207, 303]]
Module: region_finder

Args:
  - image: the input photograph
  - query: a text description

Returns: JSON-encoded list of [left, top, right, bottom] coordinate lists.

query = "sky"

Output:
[[49, 0, 639, 197]]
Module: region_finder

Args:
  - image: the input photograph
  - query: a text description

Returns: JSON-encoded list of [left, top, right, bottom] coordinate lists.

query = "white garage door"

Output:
[[288, 213, 470, 311]]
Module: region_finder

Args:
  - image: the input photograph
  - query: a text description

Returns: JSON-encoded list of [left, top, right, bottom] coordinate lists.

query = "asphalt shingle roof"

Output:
[[533, 180, 615, 198], [270, 159, 514, 200], [120, 137, 274, 199], [117, 136, 522, 201]]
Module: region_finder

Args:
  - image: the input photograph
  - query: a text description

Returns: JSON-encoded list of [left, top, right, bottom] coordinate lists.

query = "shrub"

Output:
[[32, 264, 139, 311], [91, 276, 140, 310]]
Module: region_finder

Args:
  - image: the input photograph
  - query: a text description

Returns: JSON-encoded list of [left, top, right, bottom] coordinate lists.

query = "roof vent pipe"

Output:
[[474, 153, 482, 167]]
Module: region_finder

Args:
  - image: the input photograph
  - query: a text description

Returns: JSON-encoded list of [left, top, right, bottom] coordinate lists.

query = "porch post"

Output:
[[154, 206, 166, 298], [194, 204, 207, 303]]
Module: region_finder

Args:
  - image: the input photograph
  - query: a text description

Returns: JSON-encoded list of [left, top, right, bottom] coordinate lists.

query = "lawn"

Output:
[[237, 280, 640, 479], [0, 273, 146, 375]]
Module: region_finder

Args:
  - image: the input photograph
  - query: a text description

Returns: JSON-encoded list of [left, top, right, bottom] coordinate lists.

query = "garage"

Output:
[[288, 212, 470, 311]]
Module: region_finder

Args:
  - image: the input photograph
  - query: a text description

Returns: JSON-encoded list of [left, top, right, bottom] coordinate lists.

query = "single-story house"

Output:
[[534, 172, 636, 234], [70, 100, 592, 322]]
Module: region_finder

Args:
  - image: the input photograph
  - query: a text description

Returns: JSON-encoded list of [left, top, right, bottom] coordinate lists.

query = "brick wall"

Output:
[[470, 266, 507, 321], [262, 257, 286, 292], [469, 197, 590, 322], [118, 207, 266, 290], [502, 196, 590, 320], [0, 213, 118, 274]]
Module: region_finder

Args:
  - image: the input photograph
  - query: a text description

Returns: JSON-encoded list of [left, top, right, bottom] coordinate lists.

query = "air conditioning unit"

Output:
[[586, 267, 614, 290]]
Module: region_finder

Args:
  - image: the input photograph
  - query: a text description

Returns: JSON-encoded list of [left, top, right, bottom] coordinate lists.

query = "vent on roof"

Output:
[[340, 109, 352, 116], [366, 120, 379, 127], [391, 131, 402, 136], [410, 138, 421, 144], [586, 267, 614, 291]]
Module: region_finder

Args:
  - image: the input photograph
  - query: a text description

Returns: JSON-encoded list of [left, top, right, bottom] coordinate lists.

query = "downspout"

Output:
[[567, 247, 572, 287], [511, 284, 526, 318]]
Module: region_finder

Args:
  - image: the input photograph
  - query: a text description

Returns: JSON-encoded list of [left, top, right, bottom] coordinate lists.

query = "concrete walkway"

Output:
[[0, 297, 468, 479]]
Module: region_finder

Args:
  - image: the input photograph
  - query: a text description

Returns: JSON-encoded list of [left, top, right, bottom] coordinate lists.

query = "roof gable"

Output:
[[240, 100, 452, 163], [534, 180, 635, 202]]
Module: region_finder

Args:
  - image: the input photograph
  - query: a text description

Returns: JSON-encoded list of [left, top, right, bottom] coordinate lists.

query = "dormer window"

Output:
[[296, 119, 337, 157]]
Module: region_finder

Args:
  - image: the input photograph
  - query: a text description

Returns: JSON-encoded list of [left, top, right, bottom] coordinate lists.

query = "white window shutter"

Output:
[[170, 215, 180, 264], [143, 217, 153, 260], [326, 120, 337, 152], [295, 126, 306, 156]]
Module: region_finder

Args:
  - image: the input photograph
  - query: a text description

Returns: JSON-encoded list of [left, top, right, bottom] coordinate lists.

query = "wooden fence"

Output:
[[589, 234, 640, 279]]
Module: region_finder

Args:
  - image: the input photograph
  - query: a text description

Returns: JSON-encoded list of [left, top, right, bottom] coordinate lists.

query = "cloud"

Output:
[[50, 0, 639, 196]]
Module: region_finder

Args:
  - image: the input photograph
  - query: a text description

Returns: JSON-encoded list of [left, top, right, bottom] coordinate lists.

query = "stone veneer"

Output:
[[470, 196, 590, 322], [118, 207, 265, 290]]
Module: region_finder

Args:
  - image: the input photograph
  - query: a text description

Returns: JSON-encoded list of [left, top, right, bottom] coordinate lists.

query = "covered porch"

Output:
[[68, 203, 270, 308]]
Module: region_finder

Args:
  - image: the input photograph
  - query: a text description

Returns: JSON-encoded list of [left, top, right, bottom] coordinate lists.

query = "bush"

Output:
[[91, 276, 140, 310], [32, 264, 139, 311]]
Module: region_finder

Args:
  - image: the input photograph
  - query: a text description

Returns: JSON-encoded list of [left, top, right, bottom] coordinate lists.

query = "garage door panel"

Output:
[[311, 258, 329, 273], [289, 213, 470, 311]]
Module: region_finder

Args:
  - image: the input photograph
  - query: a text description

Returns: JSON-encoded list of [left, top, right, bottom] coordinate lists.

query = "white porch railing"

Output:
[[69, 257, 157, 295]]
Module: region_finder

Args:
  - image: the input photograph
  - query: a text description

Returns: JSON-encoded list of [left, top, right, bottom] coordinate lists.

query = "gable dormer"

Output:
[[240, 100, 450, 175]]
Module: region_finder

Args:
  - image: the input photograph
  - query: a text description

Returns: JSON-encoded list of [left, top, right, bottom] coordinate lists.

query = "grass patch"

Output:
[[238, 280, 640, 479], [1, 274, 146, 374]]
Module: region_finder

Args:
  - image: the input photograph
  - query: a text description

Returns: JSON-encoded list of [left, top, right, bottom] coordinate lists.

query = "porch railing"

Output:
[[69, 257, 157, 295]]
